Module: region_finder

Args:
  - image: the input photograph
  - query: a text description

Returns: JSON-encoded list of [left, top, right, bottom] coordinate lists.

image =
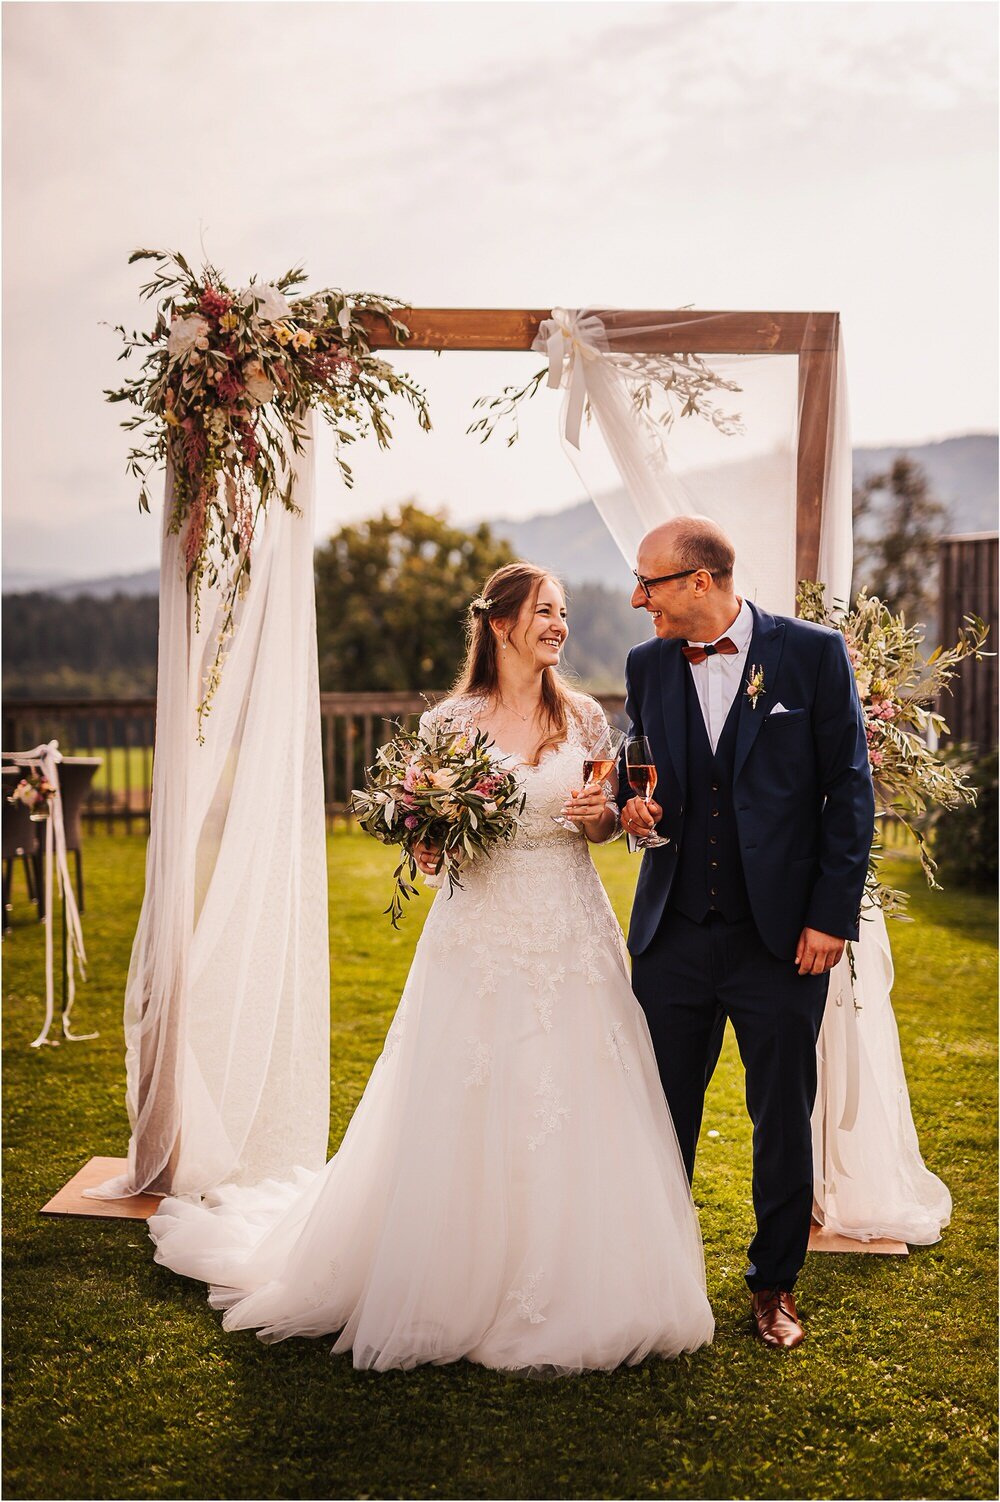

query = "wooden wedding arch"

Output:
[[361, 307, 841, 587]]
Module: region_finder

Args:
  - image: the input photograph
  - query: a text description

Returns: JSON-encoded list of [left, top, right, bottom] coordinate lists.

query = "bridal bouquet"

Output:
[[352, 719, 525, 926], [107, 248, 431, 732]]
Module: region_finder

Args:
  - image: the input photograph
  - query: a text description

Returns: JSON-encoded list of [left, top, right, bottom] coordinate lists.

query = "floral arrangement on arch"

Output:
[[107, 249, 431, 731], [796, 580, 989, 918]]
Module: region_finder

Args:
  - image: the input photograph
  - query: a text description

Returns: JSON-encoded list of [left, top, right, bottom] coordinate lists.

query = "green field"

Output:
[[2, 832, 996, 1500]]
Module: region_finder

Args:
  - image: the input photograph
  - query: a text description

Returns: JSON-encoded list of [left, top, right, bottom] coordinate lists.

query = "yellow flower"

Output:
[[164, 409, 182, 427], [274, 324, 293, 346], [219, 312, 239, 332], [427, 769, 458, 791], [292, 329, 314, 350]]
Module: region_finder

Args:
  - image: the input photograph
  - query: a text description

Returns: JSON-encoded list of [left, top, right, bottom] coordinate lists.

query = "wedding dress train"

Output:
[[148, 695, 715, 1373]]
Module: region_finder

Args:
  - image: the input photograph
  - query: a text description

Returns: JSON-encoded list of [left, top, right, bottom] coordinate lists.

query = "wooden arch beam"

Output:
[[360, 307, 841, 586]]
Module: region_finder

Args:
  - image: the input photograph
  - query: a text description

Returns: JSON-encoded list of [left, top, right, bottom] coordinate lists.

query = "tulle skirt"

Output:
[[149, 851, 714, 1373]]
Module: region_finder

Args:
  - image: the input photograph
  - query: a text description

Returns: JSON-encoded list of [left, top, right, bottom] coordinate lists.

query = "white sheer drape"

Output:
[[535, 308, 950, 1245], [88, 419, 330, 1199]]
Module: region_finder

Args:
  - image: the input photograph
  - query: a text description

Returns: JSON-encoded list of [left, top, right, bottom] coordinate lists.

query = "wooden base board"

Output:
[[809, 1223, 908, 1256], [42, 1159, 908, 1255], [40, 1156, 162, 1220]]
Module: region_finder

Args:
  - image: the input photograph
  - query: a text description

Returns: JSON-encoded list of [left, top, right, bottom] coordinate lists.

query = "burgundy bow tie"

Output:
[[682, 637, 739, 665]]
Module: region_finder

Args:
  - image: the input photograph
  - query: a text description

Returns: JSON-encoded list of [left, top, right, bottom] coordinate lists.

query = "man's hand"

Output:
[[621, 795, 663, 838], [413, 840, 443, 876], [795, 927, 845, 976]]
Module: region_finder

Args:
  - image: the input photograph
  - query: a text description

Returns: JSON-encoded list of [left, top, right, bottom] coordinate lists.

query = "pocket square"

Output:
[[770, 702, 791, 715]]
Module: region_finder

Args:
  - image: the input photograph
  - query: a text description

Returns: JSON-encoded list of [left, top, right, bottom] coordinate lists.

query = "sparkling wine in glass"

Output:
[[625, 736, 670, 848], [554, 725, 625, 832]]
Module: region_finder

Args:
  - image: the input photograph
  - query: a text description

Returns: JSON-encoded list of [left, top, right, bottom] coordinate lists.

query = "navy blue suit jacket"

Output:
[[623, 602, 875, 960]]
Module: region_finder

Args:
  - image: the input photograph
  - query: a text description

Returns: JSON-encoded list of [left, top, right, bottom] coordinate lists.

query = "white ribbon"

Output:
[[4, 741, 93, 1047], [531, 308, 609, 449]]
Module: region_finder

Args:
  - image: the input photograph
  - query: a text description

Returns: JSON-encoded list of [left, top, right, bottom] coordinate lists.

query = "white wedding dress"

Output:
[[148, 693, 715, 1373]]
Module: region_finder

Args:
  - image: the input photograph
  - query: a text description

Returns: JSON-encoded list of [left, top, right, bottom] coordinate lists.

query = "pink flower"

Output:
[[403, 762, 419, 792], [869, 748, 883, 768], [404, 814, 419, 830], [198, 288, 232, 322]]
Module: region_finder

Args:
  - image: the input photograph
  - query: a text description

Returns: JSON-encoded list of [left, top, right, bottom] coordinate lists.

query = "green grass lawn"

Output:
[[3, 831, 996, 1501]]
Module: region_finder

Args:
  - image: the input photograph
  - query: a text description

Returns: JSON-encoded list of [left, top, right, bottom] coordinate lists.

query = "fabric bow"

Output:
[[5, 740, 92, 1047], [531, 308, 609, 449]]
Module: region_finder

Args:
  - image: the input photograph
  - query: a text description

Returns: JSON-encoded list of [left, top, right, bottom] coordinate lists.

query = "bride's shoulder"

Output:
[[565, 690, 607, 733], [419, 692, 485, 734]]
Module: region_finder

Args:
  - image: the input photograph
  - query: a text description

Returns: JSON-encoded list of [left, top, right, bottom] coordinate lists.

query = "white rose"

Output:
[[167, 314, 210, 358], [239, 282, 292, 323], [242, 358, 276, 407]]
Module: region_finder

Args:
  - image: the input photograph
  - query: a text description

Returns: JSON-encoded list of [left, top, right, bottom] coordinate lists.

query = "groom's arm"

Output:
[[803, 631, 875, 941]]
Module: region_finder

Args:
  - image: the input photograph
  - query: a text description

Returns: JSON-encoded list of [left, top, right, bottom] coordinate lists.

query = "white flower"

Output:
[[167, 313, 210, 358], [242, 357, 276, 406], [239, 282, 291, 323]]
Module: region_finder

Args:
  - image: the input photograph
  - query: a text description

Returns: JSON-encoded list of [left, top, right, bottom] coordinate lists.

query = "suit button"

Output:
[[709, 836, 718, 845], [711, 783, 719, 792], [678, 805, 684, 815], [710, 887, 718, 896], [710, 861, 719, 869], [711, 809, 720, 818]]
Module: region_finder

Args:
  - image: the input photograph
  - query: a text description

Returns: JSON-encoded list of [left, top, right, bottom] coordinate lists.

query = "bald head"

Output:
[[641, 516, 736, 586]]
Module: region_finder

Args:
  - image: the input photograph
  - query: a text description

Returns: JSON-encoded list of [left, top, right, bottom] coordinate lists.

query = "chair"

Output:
[[2, 768, 42, 930], [55, 758, 103, 912]]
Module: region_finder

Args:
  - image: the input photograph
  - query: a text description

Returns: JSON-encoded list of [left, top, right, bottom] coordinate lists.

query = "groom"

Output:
[[620, 517, 874, 1349]]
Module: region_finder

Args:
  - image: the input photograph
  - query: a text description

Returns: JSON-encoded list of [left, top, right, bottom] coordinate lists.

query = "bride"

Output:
[[148, 561, 714, 1373]]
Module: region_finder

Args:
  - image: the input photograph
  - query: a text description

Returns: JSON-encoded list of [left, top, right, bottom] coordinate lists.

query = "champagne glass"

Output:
[[625, 736, 670, 849], [553, 725, 625, 832]]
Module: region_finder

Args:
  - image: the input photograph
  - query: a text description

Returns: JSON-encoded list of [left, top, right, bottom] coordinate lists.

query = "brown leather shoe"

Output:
[[750, 1288, 805, 1349]]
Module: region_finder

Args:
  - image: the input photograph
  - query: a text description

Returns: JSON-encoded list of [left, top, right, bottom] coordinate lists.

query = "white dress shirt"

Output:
[[685, 597, 754, 753]]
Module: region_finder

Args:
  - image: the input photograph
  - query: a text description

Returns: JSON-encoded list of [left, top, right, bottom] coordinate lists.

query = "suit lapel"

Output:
[[657, 639, 688, 796], [734, 602, 786, 781]]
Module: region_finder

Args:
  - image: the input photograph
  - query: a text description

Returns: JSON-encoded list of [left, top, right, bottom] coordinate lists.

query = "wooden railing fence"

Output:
[[2, 692, 629, 828]]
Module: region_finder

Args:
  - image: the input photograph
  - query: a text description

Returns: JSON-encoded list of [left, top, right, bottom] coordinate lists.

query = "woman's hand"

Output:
[[413, 841, 443, 876], [560, 782, 615, 841]]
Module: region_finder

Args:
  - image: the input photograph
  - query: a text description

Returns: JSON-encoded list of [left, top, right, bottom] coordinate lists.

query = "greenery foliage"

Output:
[[2, 591, 159, 698], [2, 831, 996, 1500], [314, 503, 513, 692], [797, 581, 988, 914]]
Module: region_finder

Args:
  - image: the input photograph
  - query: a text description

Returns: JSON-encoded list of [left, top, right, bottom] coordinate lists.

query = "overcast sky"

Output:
[[2, 0, 996, 580]]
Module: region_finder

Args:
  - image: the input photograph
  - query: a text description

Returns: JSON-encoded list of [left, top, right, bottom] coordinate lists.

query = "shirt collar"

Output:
[[687, 596, 754, 653]]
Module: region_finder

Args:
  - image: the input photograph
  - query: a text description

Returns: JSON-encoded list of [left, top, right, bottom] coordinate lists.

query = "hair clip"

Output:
[[469, 595, 495, 615]]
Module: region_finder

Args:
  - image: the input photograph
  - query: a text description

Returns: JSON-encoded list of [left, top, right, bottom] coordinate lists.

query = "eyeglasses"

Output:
[[632, 566, 699, 599]]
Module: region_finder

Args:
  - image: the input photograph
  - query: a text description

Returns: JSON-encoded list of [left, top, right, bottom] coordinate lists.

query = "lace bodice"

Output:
[[418, 692, 613, 849], [413, 693, 628, 1005]]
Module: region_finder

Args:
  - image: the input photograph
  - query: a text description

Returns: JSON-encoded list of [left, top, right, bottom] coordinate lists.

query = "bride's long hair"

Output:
[[452, 562, 574, 766]]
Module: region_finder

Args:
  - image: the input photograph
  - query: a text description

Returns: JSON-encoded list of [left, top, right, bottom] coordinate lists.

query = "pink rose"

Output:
[[403, 762, 418, 792], [405, 814, 419, 830]]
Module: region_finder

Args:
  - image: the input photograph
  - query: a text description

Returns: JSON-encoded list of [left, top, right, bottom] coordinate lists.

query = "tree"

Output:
[[314, 503, 514, 692], [852, 456, 945, 627]]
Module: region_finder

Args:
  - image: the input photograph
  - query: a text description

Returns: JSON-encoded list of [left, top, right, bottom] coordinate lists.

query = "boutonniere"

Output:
[[745, 664, 766, 710]]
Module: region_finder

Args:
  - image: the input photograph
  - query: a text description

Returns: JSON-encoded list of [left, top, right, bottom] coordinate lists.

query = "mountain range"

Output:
[[3, 433, 995, 599]]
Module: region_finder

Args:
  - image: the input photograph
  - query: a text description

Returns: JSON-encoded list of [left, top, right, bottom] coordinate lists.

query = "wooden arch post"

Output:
[[364, 307, 840, 597]]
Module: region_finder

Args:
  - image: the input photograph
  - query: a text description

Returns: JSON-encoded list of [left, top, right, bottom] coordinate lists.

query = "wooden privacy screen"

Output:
[[362, 308, 841, 591]]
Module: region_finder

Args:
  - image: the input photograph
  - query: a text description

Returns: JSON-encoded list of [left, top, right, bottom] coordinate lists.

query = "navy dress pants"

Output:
[[631, 908, 829, 1292]]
